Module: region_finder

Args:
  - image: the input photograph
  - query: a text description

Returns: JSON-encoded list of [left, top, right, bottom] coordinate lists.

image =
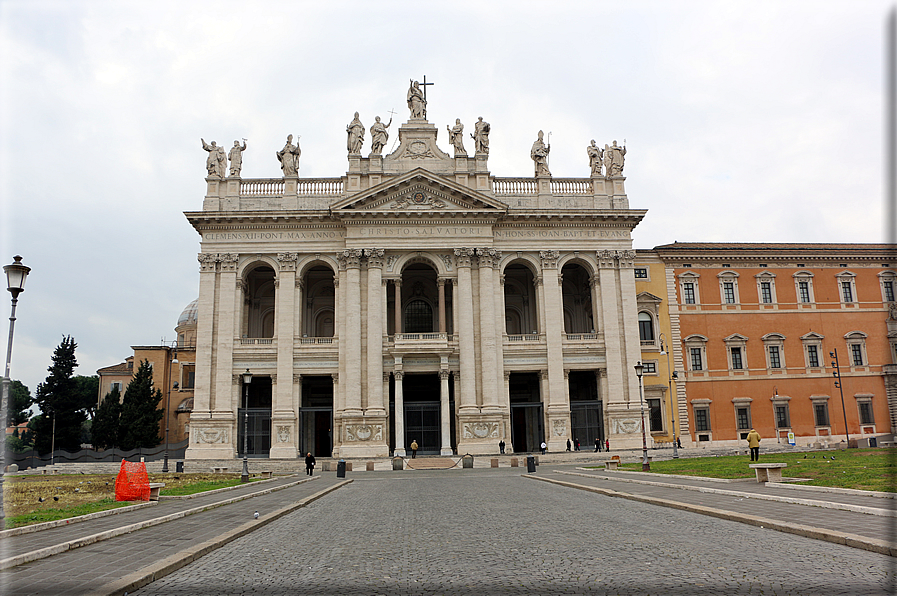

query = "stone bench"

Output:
[[749, 463, 787, 483], [210, 467, 228, 473], [259, 471, 272, 479], [880, 441, 895, 448], [148, 483, 165, 501], [603, 460, 619, 470]]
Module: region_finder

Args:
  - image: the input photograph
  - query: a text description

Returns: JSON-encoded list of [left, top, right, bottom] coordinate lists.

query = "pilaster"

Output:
[[539, 250, 569, 451], [270, 253, 298, 458]]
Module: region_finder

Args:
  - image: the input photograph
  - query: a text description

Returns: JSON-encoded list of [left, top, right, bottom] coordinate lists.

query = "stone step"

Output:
[[405, 458, 458, 470]]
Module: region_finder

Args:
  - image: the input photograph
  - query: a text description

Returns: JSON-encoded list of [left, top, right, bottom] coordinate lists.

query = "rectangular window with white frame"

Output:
[[683, 282, 696, 304], [768, 346, 781, 369], [730, 347, 743, 370], [857, 397, 874, 425], [775, 404, 790, 428], [837, 271, 857, 306], [793, 272, 815, 306], [718, 271, 740, 305], [814, 402, 829, 427], [884, 280, 895, 302], [807, 345, 819, 367], [851, 343, 863, 366], [762, 333, 786, 371], [647, 398, 663, 432], [880, 272, 896, 303]]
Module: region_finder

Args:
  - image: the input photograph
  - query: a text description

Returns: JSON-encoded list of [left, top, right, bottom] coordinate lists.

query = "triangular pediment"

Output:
[[330, 168, 508, 216]]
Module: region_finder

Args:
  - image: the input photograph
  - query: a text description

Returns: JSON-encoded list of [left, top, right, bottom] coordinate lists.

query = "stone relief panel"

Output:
[[345, 424, 383, 442], [194, 428, 229, 444], [276, 425, 291, 443], [439, 253, 453, 271], [401, 140, 437, 160], [613, 418, 642, 434], [393, 190, 446, 209], [551, 419, 567, 437], [463, 422, 499, 439]]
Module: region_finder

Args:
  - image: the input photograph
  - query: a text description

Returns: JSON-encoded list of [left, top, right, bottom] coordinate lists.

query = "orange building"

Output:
[[96, 300, 198, 445], [654, 243, 895, 448]]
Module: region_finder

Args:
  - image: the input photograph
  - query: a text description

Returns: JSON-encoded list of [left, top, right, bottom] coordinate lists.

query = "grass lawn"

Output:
[[611, 448, 896, 492], [4, 472, 266, 529]]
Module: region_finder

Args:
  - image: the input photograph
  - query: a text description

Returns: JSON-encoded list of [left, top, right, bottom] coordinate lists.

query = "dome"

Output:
[[177, 299, 198, 326]]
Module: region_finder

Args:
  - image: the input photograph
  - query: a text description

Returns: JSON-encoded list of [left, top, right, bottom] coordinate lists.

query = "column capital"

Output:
[[198, 253, 218, 272], [331, 373, 339, 383], [539, 250, 560, 269], [364, 248, 385, 268], [293, 373, 302, 384], [454, 247, 476, 268], [439, 370, 451, 380], [504, 371, 511, 382], [218, 253, 239, 272], [339, 249, 364, 269], [277, 252, 299, 271], [616, 250, 636, 269], [394, 371, 404, 381], [476, 248, 502, 268], [597, 249, 616, 268]]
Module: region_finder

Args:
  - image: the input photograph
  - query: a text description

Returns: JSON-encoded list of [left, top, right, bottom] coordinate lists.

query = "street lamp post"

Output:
[[1, 256, 31, 520], [830, 349, 851, 448], [634, 362, 650, 472], [241, 369, 252, 483], [659, 334, 679, 459], [162, 348, 178, 473]]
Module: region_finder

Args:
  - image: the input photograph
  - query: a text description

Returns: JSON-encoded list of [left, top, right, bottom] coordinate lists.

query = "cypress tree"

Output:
[[33, 336, 86, 454], [118, 360, 164, 450], [91, 386, 122, 450]]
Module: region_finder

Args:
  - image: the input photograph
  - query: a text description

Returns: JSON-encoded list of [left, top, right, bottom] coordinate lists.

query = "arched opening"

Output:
[[302, 265, 335, 337], [244, 266, 276, 338], [561, 263, 593, 333], [393, 262, 440, 334], [504, 262, 538, 335]]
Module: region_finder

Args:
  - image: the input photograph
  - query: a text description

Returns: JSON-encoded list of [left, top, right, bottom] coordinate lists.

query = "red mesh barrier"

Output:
[[114, 460, 150, 501]]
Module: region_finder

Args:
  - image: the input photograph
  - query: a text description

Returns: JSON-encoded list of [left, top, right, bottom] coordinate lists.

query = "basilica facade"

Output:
[[184, 92, 649, 460]]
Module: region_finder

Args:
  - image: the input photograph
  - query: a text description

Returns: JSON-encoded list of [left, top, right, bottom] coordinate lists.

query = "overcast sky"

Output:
[[0, 1, 893, 400]]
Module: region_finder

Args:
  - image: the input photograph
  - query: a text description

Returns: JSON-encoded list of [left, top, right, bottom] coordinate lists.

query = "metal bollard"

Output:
[[337, 459, 346, 478], [526, 455, 536, 473]]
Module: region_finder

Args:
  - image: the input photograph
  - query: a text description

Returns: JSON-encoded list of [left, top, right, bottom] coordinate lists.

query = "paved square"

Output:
[[132, 470, 894, 595]]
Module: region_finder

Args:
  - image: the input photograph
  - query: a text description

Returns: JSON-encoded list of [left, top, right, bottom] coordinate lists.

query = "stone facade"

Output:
[[185, 105, 647, 460]]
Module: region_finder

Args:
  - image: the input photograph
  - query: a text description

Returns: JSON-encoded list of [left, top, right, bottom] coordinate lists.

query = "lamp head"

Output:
[[671, 371, 678, 380], [173, 381, 179, 390], [829, 351, 835, 359], [242, 369, 253, 384], [634, 362, 644, 378], [4, 255, 31, 297]]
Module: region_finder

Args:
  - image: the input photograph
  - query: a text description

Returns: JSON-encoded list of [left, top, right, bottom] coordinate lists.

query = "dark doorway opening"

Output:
[[238, 376, 272, 458], [402, 373, 441, 455], [300, 376, 333, 458], [509, 372, 543, 453], [569, 370, 603, 448]]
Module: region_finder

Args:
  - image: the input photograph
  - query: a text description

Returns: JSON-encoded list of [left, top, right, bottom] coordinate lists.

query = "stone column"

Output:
[[394, 279, 402, 336], [335, 264, 345, 415], [616, 250, 643, 402], [454, 249, 477, 413], [295, 278, 304, 337], [589, 275, 602, 333], [539, 250, 569, 451], [437, 278, 447, 333], [271, 253, 298, 458], [440, 370, 452, 455], [342, 249, 363, 416], [477, 248, 501, 412], [213, 254, 239, 420], [503, 371, 513, 451], [365, 249, 386, 418], [393, 371, 406, 456]]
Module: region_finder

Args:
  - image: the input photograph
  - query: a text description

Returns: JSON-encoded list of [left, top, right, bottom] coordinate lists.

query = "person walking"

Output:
[[746, 428, 761, 461], [305, 452, 316, 476], [540, 441, 547, 455], [574, 438, 581, 451], [595, 438, 601, 452], [410, 439, 419, 459], [499, 439, 506, 454], [605, 438, 610, 452], [566, 439, 571, 452]]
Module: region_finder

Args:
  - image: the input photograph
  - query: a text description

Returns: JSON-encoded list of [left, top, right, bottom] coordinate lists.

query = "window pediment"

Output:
[[724, 333, 749, 343], [801, 332, 824, 341]]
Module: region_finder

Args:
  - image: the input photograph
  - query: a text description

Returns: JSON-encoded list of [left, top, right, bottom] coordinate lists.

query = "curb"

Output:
[[0, 501, 159, 539], [526, 475, 897, 557], [85, 479, 353, 596], [158, 473, 290, 500], [0, 476, 319, 570], [557, 470, 895, 517]]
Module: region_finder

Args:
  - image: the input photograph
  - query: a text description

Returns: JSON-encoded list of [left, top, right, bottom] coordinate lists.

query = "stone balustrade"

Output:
[[493, 178, 538, 195]]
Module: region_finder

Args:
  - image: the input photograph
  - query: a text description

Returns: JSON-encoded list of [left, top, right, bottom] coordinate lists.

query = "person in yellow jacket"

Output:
[[410, 440, 419, 459], [746, 428, 761, 461]]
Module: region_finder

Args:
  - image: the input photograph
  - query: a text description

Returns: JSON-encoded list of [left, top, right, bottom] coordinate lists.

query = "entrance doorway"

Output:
[[238, 376, 272, 457], [509, 372, 543, 452], [569, 371, 603, 449], [299, 376, 333, 457], [401, 373, 441, 455]]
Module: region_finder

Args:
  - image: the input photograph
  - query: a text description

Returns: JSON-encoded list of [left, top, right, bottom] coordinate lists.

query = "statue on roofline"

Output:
[[604, 140, 626, 177], [472, 117, 490, 154], [346, 112, 364, 155], [369, 116, 392, 156], [587, 140, 603, 176], [531, 130, 550, 177], [277, 134, 301, 176], [407, 80, 426, 119], [201, 139, 227, 178], [228, 139, 247, 177], [447, 119, 466, 156]]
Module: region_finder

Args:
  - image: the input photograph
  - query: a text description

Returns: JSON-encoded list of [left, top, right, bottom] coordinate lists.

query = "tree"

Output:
[[73, 375, 99, 421], [7, 379, 33, 427], [118, 360, 164, 450], [91, 386, 122, 450], [32, 336, 86, 454]]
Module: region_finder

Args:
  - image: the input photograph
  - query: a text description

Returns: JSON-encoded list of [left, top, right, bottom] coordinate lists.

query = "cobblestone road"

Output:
[[132, 470, 895, 595]]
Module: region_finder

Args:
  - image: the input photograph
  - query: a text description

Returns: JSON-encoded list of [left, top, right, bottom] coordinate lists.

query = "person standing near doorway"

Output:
[[566, 439, 571, 452], [305, 452, 316, 476], [410, 440, 419, 458], [498, 439, 505, 454], [574, 438, 581, 451], [595, 438, 601, 452], [605, 438, 610, 452], [746, 428, 761, 461], [540, 441, 547, 455]]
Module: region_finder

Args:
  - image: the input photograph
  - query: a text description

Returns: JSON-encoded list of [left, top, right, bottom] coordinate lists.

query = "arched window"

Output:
[[404, 300, 433, 333], [638, 312, 655, 342]]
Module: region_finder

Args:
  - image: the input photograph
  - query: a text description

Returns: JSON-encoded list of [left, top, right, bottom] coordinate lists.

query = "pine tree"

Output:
[[33, 336, 86, 454], [118, 360, 164, 450], [91, 387, 122, 450], [7, 379, 32, 427]]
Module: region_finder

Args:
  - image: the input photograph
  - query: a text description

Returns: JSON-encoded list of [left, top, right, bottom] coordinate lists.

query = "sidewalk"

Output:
[[530, 465, 897, 556], [0, 474, 349, 596]]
